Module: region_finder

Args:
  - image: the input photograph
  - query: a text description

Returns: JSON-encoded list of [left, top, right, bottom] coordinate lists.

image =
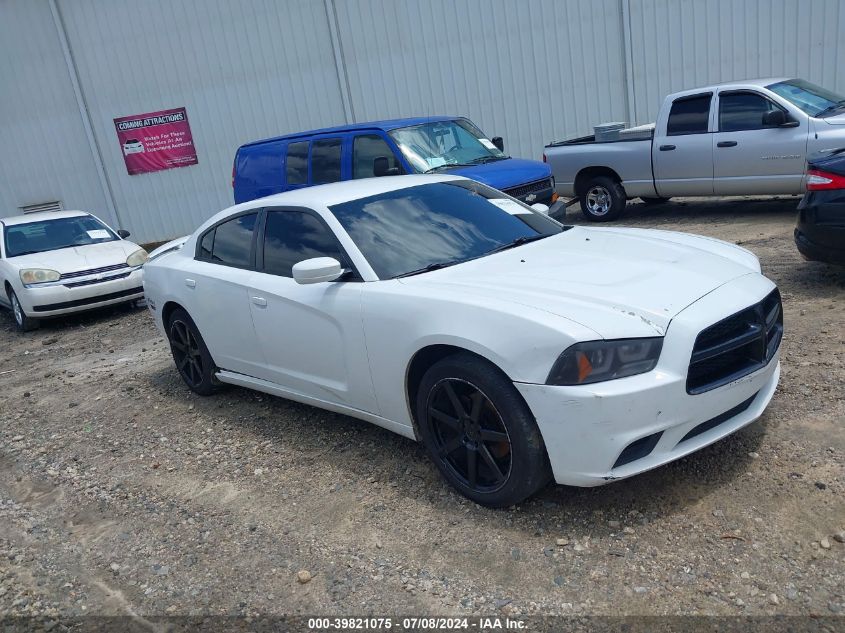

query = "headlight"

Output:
[[20, 268, 60, 285], [546, 338, 663, 386], [126, 248, 149, 267]]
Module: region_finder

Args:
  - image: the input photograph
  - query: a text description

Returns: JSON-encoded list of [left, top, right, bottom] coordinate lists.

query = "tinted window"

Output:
[[286, 141, 309, 185], [329, 181, 563, 279], [310, 138, 342, 183], [667, 95, 711, 136], [352, 135, 402, 178], [207, 213, 257, 267], [262, 211, 344, 277], [199, 229, 214, 259], [719, 93, 780, 132]]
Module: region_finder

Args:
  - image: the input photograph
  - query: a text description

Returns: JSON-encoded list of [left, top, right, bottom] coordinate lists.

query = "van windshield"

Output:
[[388, 119, 508, 173], [768, 79, 845, 117]]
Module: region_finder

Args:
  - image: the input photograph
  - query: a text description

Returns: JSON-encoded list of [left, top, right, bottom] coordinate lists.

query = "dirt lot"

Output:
[[0, 197, 843, 626]]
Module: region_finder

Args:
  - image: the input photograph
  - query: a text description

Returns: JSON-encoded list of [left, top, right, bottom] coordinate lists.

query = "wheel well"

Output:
[[405, 345, 505, 437], [4, 281, 11, 298], [161, 301, 183, 329], [574, 166, 622, 197]]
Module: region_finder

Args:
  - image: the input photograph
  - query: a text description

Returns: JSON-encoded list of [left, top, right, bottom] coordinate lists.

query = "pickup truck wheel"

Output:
[[579, 176, 626, 221], [640, 196, 671, 205]]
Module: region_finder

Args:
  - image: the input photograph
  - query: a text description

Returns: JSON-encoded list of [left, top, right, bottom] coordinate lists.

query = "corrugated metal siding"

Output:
[[55, 0, 347, 243], [627, 0, 845, 124], [333, 0, 629, 160], [0, 0, 112, 225]]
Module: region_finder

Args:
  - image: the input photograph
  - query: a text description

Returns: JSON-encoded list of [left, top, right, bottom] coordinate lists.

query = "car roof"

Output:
[[239, 116, 462, 150], [668, 78, 793, 99], [1, 210, 91, 227], [234, 174, 466, 211]]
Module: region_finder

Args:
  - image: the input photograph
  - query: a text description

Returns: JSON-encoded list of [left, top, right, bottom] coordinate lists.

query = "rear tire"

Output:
[[8, 290, 39, 332], [640, 196, 671, 205], [167, 307, 221, 396], [579, 176, 626, 221], [416, 353, 551, 507]]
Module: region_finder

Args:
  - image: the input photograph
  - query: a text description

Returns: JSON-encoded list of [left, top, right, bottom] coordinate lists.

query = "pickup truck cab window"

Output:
[[666, 94, 712, 136], [719, 92, 785, 132]]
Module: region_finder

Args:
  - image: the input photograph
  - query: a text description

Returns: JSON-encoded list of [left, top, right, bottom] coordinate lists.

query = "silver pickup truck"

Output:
[[545, 78, 845, 220]]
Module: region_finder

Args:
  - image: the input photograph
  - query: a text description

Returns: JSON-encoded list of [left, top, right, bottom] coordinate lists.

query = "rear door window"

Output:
[[286, 141, 309, 185], [310, 138, 342, 184], [199, 213, 257, 267], [667, 94, 712, 136]]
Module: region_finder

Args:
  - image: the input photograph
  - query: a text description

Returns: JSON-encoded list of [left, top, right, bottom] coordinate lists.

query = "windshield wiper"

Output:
[[423, 162, 476, 174], [467, 155, 511, 165], [817, 100, 845, 117], [393, 260, 462, 278], [486, 234, 550, 255]]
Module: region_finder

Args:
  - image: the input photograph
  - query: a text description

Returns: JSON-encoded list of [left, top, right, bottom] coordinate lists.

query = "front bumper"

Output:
[[516, 274, 781, 487], [19, 268, 144, 317]]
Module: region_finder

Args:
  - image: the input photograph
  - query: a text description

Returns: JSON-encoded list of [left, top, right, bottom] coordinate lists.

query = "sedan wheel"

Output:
[[8, 290, 39, 332], [167, 307, 221, 396], [427, 378, 512, 493], [416, 353, 551, 507]]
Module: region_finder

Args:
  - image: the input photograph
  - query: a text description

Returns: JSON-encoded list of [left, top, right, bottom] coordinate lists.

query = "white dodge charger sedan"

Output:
[[0, 210, 147, 331], [143, 175, 782, 507]]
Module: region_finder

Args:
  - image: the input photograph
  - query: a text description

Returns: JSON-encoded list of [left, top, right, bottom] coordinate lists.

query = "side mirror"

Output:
[[492, 136, 504, 152], [117, 229, 131, 239], [373, 156, 400, 177], [762, 110, 797, 128], [530, 203, 550, 215], [292, 257, 344, 285]]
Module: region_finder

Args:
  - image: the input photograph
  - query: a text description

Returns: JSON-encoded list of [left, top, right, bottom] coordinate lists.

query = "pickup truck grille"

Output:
[[60, 263, 129, 280], [686, 289, 782, 395], [503, 178, 552, 201]]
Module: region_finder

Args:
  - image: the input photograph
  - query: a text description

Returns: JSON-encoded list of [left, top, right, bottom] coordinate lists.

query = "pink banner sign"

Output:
[[114, 107, 198, 175]]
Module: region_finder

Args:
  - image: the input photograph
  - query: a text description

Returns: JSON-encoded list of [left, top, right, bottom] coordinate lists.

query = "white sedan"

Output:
[[143, 175, 782, 507], [0, 210, 147, 331]]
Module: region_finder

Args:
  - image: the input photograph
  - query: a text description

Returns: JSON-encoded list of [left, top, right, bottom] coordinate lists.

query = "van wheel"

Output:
[[167, 308, 222, 396], [416, 353, 551, 507], [8, 290, 39, 332], [579, 176, 626, 221], [640, 196, 671, 205]]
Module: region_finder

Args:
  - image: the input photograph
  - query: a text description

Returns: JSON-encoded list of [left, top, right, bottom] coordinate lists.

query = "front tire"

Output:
[[167, 308, 221, 396], [416, 353, 551, 507], [8, 290, 39, 332], [579, 176, 626, 221]]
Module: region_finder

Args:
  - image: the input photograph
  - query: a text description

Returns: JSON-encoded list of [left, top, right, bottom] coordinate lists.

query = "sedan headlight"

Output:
[[546, 338, 663, 386], [126, 248, 149, 267], [20, 268, 60, 285]]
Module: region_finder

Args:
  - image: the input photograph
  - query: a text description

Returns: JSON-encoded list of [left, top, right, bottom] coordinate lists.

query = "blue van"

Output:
[[233, 117, 558, 208]]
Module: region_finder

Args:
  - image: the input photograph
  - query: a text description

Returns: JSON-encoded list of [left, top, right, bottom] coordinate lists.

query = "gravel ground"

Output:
[[0, 196, 843, 627]]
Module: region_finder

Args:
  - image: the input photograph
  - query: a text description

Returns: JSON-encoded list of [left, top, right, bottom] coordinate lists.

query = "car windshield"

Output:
[[329, 181, 565, 279], [3, 215, 118, 257], [768, 79, 845, 117], [388, 119, 508, 173]]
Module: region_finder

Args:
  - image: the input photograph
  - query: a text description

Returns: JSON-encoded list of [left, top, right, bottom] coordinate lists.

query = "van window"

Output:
[[667, 94, 712, 136], [286, 142, 309, 185], [262, 210, 344, 277], [353, 135, 401, 178], [310, 138, 342, 183]]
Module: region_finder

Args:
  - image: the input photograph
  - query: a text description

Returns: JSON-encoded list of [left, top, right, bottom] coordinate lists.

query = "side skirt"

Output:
[[214, 369, 417, 441]]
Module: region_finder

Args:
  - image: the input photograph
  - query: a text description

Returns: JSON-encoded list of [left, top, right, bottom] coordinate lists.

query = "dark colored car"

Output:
[[795, 149, 845, 264]]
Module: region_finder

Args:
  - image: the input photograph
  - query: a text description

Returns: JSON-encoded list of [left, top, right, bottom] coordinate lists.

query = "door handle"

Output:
[[659, 144, 676, 151], [184, 278, 196, 288], [251, 296, 267, 307], [717, 141, 738, 148]]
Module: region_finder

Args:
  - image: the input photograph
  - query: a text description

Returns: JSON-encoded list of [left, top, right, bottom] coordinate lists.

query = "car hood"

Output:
[[398, 227, 760, 339], [822, 112, 845, 125], [5, 240, 141, 274], [447, 158, 551, 190]]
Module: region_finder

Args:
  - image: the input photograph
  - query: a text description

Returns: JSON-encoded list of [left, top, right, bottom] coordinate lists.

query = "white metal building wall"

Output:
[[1, 0, 844, 243]]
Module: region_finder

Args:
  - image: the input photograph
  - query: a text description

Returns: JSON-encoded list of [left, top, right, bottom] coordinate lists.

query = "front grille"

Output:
[[503, 178, 552, 200], [60, 263, 129, 280], [63, 272, 131, 288], [686, 289, 783, 395]]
